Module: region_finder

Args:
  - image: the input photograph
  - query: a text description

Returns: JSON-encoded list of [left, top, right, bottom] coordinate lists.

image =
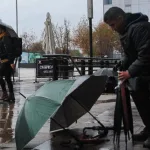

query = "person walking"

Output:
[[0, 25, 15, 102], [104, 7, 150, 148]]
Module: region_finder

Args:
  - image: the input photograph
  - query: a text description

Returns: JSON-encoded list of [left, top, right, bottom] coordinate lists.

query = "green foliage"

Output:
[[70, 50, 82, 57]]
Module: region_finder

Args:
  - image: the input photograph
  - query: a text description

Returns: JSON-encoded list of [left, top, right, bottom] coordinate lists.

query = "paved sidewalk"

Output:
[[32, 101, 146, 150], [0, 72, 147, 150]]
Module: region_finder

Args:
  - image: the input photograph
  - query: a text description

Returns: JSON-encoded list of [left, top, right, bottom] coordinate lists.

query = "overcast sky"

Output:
[[0, 0, 103, 39]]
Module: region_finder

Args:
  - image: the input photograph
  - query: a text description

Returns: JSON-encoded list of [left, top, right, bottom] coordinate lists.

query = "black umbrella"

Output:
[[0, 21, 18, 37], [114, 81, 133, 146]]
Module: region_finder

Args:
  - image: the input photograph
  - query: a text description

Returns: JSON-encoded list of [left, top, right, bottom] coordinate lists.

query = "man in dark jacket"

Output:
[[0, 25, 15, 102], [104, 7, 150, 148]]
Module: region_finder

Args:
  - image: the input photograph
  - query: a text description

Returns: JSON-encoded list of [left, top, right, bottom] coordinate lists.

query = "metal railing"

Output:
[[35, 54, 120, 81]]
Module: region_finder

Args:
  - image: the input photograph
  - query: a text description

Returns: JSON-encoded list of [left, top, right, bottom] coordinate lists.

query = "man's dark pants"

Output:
[[0, 62, 13, 93], [131, 80, 150, 132]]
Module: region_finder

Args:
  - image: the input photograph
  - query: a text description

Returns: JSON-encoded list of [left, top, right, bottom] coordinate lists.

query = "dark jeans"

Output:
[[131, 81, 150, 132], [0, 62, 13, 93]]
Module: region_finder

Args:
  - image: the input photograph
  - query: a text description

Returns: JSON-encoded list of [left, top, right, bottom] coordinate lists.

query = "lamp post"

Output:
[[87, 0, 93, 74], [15, 0, 20, 82], [103, 0, 104, 20], [16, 0, 18, 34]]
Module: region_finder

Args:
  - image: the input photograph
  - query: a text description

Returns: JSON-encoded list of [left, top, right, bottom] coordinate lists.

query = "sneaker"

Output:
[[143, 136, 150, 148], [133, 127, 148, 142], [0, 91, 8, 100]]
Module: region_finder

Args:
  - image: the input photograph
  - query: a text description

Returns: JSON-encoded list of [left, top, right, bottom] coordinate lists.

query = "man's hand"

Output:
[[118, 71, 131, 80], [10, 64, 15, 70]]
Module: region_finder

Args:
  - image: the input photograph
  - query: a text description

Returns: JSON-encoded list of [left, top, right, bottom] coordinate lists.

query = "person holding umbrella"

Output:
[[104, 7, 150, 148], [0, 25, 15, 102]]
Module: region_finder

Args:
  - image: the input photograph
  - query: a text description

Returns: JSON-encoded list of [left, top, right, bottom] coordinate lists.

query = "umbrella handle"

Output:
[[51, 118, 82, 144], [19, 92, 26, 99]]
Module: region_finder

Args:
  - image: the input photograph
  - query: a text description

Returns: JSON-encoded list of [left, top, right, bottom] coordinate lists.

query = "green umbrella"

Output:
[[15, 75, 107, 150]]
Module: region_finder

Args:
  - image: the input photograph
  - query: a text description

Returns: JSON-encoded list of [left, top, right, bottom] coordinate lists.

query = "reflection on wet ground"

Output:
[[0, 81, 44, 144], [0, 80, 147, 150], [0, 102, 14, 143]]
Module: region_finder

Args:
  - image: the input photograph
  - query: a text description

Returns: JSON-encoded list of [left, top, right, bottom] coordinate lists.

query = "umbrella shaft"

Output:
[[51, 118, 81, 143], [70, 95, 106, 130], [19, 92, 26, 99]]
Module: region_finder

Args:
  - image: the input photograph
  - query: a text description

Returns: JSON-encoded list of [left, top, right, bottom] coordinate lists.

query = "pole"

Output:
[[89, 18, 93, 58], [103, 0, 104, 17], [89, 18, 93, 74], [15, 0, 20, 82], [16, 0, 18, 34], [87, 0, 93, 74]]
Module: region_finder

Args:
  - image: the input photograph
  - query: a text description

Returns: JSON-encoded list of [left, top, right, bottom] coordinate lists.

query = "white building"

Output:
[[104, 0, 150, 19]]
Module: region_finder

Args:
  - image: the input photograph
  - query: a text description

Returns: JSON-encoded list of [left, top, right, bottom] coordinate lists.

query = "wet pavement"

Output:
[[0, 80, 44, 146], [0, 69, 45, 149], [0, 69, 148, 150]]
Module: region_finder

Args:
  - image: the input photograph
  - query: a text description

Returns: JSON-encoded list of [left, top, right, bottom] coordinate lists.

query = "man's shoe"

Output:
[[0, 91, 8, 100], [6, 93, 15, 102], [143, 137, 150, 148], [132, 127, 148, 142]]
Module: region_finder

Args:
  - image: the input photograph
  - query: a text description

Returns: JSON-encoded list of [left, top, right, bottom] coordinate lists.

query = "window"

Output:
[[104, 0, 112, 5], [125, 4, 131, 7]]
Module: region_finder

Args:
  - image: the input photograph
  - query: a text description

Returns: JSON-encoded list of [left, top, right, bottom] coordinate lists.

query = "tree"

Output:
[[93, 23, 121, 57], [20, 31, 37, 52], [70, 50, 82, 57], [29, 41, 44, 54], [53, 19, 71, 54], [63, 19, 70, 54], [72, 17, 121, 57], [72, 16, 89, 55]]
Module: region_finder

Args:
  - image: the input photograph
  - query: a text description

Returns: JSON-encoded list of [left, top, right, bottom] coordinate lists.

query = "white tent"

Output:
[[43, 12, 55, 54]]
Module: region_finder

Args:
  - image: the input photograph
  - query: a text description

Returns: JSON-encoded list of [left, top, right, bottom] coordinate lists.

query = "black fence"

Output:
[[35, 55, 120, 81]]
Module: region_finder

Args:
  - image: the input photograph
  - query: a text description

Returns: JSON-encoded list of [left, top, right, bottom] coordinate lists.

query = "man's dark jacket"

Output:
[[120, 13, 150, 77], [0, 36, 14, 64]]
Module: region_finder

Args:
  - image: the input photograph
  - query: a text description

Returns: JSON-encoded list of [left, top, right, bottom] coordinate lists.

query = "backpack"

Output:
[[11, 37, 22, 58]]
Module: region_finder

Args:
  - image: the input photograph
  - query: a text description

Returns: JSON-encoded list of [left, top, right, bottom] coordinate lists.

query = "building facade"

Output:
[[104, 0, 150, 20]]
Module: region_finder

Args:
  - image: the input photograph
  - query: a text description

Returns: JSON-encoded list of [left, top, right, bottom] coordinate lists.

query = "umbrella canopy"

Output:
[[15, 75, 107, 150], [0, 20, 18, 37]]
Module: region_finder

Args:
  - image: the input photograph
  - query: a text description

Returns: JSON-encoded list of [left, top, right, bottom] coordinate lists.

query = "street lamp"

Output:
[[87, 0, 93, 74]]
